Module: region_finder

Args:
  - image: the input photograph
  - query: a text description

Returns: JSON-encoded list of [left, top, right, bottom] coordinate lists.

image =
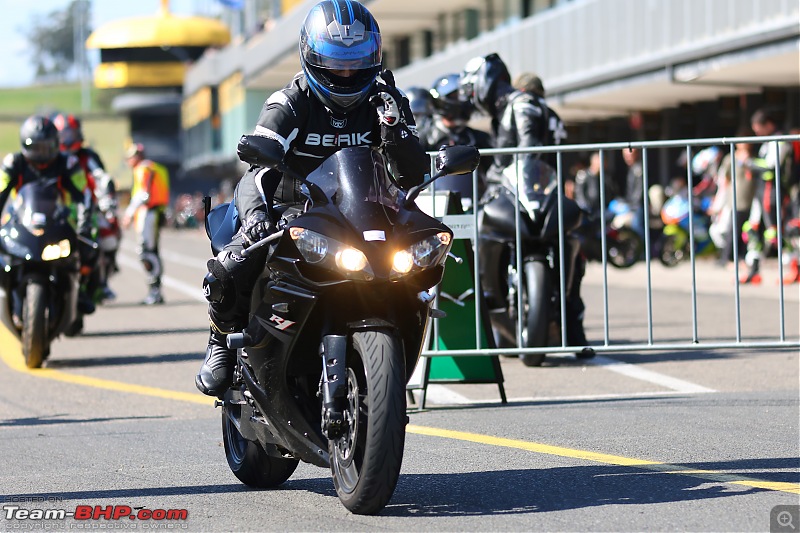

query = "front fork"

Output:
[[320, 334, 348, 440]]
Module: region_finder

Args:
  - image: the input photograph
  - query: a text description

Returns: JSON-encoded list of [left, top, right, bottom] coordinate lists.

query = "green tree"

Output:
[[24, 0, 92, 83]]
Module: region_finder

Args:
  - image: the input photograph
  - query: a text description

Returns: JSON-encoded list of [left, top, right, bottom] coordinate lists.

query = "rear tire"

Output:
[[330, 330, 406, 515], [520, 261, 549, 367], [222, 403, 298, 488], [22, 281, 48, 368]]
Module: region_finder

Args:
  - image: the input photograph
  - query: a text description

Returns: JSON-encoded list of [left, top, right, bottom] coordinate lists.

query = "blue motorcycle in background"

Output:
[[659, 193, 715, 267]]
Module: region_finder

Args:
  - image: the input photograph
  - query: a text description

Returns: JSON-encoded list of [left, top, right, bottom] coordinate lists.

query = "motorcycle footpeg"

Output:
[[226, 326, 267, 349], [226, 332, 248, 349]]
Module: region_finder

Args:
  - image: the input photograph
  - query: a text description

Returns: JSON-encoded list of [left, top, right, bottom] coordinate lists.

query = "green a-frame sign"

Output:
[[408, 190, 507, 410]]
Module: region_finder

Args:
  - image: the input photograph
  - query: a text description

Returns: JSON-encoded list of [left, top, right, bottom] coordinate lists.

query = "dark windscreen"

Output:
[[4, 181, 62, 225], [305, 147, 402, 233]]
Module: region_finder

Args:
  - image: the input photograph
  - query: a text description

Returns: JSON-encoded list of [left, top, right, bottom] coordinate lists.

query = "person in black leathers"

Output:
[[459, 53, 588, 347], [54, 112, 120, 303], [419, 73, 493, 209], [513, 72, 567, 171], [405, 86, 434, 135], [0, 115, 96, 324], [195, 0, 429, 397]]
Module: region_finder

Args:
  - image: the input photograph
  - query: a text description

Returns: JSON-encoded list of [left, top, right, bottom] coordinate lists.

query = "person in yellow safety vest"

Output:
[[122, 143, 170, 305]]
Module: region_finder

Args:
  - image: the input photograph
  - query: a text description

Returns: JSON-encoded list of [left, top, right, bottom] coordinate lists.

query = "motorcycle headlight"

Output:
[[290, 227, 373, 280], [336, 247, 368, 272], [290, 227, 327, 263], [41, 239, 71, 261], [391, 232, 452, 278]]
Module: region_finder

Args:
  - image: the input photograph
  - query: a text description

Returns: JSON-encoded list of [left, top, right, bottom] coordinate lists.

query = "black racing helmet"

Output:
[[299, 0, 382, 114], [430, 73, 473, 123], [405, 86, 433, 121], [20, 115, 59, 168], [458, 53, 511, 117]]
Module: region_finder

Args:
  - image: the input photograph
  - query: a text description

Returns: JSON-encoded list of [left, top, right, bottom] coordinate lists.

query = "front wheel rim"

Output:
[[333, 367, 362, 493]]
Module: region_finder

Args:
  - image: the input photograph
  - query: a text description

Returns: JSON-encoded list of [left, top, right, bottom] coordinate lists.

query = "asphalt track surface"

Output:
[[1, 227, 797, 532]]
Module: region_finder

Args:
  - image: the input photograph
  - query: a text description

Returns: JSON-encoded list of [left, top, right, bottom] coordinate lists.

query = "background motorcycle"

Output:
[[478, 161, 590, 367], [0, 178, 83, 367], [576, 198, 643, 269], [204, 144, 480, 514], [659, 193, 715, 267]]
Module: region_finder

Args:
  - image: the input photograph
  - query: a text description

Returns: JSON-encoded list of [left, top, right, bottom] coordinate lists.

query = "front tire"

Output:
[[222, 402, 298, 488], [22, 281, 48, 368], [660, 234, 684, 267], [330, 330, 406, 515], [607, 228, 642, 268], [520, 261, 549, 367]]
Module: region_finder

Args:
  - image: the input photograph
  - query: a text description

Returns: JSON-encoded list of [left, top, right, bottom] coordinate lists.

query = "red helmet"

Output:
[[53, 113, 84, 153]]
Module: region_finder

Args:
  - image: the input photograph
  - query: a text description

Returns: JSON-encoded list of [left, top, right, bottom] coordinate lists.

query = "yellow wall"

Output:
[[181, 87, 213, 130]]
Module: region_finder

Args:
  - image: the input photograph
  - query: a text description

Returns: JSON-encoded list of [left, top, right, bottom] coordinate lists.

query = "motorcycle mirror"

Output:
[[404, 145, 481, 207]]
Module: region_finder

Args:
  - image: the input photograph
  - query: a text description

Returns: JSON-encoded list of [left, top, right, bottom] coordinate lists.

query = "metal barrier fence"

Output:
[[421, 134, 800, 359]]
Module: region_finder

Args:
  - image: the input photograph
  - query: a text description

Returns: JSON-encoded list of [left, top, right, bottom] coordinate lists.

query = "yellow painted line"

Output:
[[407, 425, 800, 495], [2, 324, 797, 495], [0, 324, 213, 406]]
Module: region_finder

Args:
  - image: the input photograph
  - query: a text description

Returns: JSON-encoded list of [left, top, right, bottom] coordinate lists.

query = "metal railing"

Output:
[[421, 134, 800, 359]]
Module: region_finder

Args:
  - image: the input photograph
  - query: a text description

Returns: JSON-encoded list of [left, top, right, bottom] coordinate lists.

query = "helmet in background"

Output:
[[405, 86, 433, 122], [53, 113, 84, 153], [430, 73, 473, 124], [20, 115, 59, 169], [458, 53, 511, 117], [299, 0, 382, 114]]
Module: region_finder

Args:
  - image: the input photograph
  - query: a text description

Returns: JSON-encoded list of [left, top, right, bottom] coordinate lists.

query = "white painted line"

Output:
[[119, 240, 209, 272], [411, 385, 474, 405], [590, 354, 716, 393], [500, 390, 712, 404], [117, 253, 207, 303]]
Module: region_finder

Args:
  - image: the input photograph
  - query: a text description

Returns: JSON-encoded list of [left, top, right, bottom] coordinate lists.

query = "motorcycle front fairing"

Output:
[[235, 147, 451, 465], [0, 181, 80, 337]]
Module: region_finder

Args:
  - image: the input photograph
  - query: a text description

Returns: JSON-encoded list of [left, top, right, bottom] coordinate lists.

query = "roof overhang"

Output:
[[551, 37, 800, 123]]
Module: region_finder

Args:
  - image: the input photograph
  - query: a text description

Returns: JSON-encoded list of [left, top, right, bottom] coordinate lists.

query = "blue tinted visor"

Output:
[[301, 29, 382, 72]]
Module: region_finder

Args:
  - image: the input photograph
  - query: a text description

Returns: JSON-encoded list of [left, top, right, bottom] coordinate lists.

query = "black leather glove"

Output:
[[241, 211, 277, 247]]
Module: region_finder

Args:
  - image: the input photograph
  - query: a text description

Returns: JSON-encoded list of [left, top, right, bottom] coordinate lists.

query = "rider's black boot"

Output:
[[195, 326, 237, 397]]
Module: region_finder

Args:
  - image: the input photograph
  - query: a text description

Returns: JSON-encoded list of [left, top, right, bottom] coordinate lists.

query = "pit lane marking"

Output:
[[1, 326, 796, 496]]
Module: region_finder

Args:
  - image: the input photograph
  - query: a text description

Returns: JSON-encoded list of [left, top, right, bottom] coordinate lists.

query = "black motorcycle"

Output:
[[0, 178, 83, 368], [576, 199, 643, 269], [204, 145, 480, 514], [478, 162, 592, 367]]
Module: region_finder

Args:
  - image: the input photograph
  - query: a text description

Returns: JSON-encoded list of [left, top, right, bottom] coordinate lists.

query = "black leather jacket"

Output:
[[235, 72, 428, 224]]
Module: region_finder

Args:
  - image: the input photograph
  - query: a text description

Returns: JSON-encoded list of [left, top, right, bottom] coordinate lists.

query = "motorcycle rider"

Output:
[[0, 115, 96, 325], [740, 108, 797, 284], [420, 72, 493, 207], [513, 72, 567, 170], [195, 0, 429, 397], [121, 143, 170, 305], [405, 86, 434, 136], [53, 113, 121, 301], [459, 53, 589, 347]]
